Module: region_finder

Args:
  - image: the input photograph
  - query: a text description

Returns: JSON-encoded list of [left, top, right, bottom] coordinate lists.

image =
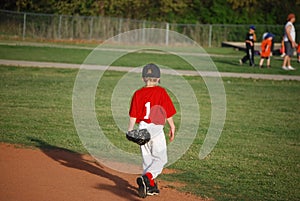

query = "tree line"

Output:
[[1, 0, 299, 25]]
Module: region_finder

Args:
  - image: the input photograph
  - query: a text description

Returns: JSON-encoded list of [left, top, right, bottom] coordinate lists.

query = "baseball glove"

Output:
[[126, 129, 151, 145]]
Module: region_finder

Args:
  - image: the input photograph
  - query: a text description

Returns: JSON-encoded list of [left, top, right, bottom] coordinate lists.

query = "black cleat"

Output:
[[147, 183, 160, 196], [136, 176, 147, 198]]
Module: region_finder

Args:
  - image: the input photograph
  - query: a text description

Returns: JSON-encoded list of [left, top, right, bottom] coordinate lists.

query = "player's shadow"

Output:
[[29, 138, 140, 201], [214, 59, 239, 66]]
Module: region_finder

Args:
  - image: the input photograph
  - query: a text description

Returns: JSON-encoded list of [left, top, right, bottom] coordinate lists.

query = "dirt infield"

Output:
[[0, 143, 207, 201]]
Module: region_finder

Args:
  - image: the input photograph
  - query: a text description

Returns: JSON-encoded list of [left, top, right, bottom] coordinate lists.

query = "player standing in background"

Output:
[[282, 13, 297, 70], [128, 63, 176, 198], [240, 25, 257, 67], [259, 33, 274, 68]]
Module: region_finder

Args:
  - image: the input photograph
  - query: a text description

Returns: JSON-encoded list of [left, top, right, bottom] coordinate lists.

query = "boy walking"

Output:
[[128, 63, 176, 198], [240, 25, 257, 66]]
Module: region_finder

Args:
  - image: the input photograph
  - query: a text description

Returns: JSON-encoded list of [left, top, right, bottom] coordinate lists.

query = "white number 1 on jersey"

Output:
[[144, 102, 150, 119]]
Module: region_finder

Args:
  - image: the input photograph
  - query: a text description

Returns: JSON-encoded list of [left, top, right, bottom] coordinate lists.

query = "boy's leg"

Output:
[[241, 48, 250, 63], [141, 132, 167, 178], [139, 133, 167, 196], [259, 58, 264, 67], [141, 143, 152, 174], [249, 46, 255, 66], [141, 133, 168, 179], [267, 57, 270, 67]]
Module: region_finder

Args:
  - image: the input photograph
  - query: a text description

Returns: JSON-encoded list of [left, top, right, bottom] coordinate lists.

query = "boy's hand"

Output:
[[169, 127, 175, 142], [166, 117, 175, 142]]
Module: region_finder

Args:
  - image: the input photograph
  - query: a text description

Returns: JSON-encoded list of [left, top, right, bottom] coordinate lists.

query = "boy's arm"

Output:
[[245, 33, 256, 46], [128, 117, 137, 131], [166, 116, 175, 142], [245, 39, 253, 46]]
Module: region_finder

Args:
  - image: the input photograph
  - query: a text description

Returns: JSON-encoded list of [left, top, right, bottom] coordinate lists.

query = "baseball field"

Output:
[[0, 41, 299, 200]]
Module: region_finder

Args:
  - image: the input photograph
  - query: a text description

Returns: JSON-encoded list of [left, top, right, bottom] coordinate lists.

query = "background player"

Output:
[[127, 63, 176, 198], [259, 33, 274, 68], [240, 25, 257, 66]]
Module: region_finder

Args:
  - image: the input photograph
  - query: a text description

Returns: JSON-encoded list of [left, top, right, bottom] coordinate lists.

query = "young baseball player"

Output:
[[239, 25, 257, 66], [128, 63, 176, 198], [259, 33, 274, 68]]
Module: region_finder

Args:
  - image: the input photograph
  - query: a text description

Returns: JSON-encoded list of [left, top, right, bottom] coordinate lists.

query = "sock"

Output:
[[145, 172, 155, 186]]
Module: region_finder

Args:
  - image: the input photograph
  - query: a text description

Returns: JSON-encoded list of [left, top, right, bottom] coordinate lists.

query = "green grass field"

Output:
[[0, 42, 299, 200], [0, 43, 300, 75]]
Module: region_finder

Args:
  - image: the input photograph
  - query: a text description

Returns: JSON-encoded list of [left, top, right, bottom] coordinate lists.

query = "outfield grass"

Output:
[[1, 43, 300, 75], [0, 44, 91, 64], [0, 66, 299, 200]]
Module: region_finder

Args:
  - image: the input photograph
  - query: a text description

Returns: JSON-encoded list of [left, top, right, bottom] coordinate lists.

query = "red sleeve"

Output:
[[129, 91, 138, 118], [162, 89, 176, 118]]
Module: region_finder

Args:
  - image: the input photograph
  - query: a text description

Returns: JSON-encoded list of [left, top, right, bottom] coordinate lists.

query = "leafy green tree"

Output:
[[0, 0, 299, 25], [227, 0, 300, 24]]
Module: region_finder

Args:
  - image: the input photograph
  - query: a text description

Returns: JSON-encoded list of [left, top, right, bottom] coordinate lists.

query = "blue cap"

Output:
[[264, 33, 275, 39], [250, 25, 256, 30], [142, 63, 160, 78]]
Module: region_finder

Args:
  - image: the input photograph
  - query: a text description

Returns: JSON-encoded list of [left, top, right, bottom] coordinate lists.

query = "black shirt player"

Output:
[[240, 25, 257, 66]]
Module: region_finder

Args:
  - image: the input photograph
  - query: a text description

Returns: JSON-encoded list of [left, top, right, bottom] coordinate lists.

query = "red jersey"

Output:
[[129, 86, 176, 125]]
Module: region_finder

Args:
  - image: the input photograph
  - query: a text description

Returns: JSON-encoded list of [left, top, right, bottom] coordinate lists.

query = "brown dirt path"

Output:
[[0, 143, 207, 201]]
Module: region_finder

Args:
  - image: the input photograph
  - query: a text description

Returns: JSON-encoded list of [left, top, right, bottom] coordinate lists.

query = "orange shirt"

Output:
[[297, 43, 300, 53], [261, 39, 272, 57]]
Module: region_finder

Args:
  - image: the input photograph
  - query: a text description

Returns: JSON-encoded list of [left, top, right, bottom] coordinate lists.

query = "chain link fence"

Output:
[[1, 9, 299, 47]]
